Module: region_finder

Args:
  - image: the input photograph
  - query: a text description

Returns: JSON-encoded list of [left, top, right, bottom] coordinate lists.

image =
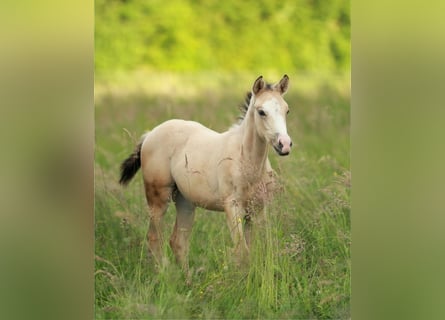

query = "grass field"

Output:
[[95, 71, 350, 319]]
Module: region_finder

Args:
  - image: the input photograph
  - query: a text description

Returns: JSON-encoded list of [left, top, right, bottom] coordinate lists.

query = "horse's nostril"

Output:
[[278, 141, 283, 149], [290, 141, 293, 147]]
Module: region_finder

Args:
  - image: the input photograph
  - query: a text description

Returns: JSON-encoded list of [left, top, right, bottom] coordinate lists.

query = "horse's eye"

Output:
[[258, 109, 266, 117]]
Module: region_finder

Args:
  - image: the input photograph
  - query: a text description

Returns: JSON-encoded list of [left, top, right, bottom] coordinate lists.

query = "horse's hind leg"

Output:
[[144, 181, 172, 265], [170, 191, 195, 279]]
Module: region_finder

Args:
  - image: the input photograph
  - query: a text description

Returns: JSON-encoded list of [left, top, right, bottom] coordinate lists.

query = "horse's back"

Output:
[[143, 119, 219, 152]]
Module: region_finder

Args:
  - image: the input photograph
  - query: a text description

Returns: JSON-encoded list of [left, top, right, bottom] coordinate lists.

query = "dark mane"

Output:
[[237, 91, 252, 122], [237, 83, 273, 123]]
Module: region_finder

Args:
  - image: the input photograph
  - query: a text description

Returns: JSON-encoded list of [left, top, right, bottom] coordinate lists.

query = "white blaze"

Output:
[[262, 98, 292, 153]]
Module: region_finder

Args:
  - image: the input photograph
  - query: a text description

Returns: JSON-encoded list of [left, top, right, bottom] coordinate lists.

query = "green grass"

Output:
[[95, 71, 350, 319]]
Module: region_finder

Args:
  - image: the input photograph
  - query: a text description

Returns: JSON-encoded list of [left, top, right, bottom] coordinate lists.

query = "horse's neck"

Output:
[[239, 111, 269, 173]]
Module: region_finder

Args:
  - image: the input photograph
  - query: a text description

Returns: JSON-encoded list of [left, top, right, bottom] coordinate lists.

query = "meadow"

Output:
[[95, 71, 350, 319]]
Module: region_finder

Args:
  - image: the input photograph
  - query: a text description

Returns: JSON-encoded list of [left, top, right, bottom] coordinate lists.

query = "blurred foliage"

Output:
[[95, 0, 349, 74]]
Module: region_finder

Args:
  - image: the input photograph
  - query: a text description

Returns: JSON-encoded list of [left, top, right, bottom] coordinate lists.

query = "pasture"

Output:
[[95, 71, 350, 319]]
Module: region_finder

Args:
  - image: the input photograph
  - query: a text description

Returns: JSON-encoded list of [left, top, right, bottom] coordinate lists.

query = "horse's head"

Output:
[[251, 75, 292, 156]]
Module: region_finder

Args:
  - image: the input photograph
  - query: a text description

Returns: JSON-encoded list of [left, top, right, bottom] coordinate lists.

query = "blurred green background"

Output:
[[95, 0, 349, 75]]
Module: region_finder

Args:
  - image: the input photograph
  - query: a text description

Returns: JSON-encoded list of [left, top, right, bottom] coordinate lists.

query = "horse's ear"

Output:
[[276, 74, 289, 95], [252, 75, 265, 95]]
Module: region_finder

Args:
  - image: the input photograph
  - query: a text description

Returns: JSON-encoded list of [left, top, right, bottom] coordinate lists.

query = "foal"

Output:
[[120, 75, 292, 272]]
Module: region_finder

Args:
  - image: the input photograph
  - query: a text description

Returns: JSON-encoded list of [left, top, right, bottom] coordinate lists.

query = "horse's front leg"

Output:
[[224, 199, 249, 263], [243, 210, 253, 248]]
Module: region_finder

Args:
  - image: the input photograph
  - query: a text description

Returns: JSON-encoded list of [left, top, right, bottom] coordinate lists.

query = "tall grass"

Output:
[[95, 71, 350, 319]]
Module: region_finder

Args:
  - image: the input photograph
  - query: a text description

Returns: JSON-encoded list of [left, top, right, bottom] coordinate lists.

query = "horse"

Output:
[[119, 75, 292, 275]]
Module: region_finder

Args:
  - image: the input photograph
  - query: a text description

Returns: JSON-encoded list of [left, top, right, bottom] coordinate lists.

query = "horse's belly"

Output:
[[175, 177, 225, 211], [171, 164, 225, 211], [195, 198, 225, 211]]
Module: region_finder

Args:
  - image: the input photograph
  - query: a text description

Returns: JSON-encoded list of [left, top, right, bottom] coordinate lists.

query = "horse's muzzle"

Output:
[[274, 135, 292, 156]]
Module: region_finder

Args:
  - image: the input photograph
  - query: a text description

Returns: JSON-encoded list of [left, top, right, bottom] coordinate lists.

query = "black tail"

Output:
[[119, 139, 143, 186]]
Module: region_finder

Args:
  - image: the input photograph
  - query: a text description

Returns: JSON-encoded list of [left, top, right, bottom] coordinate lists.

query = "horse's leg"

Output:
[[225, 199, 249, 262], [170, 191, 195, 280], [145, 182, 172, 265], [244, 211, 253, 248], [243, 169, 276, 248]]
